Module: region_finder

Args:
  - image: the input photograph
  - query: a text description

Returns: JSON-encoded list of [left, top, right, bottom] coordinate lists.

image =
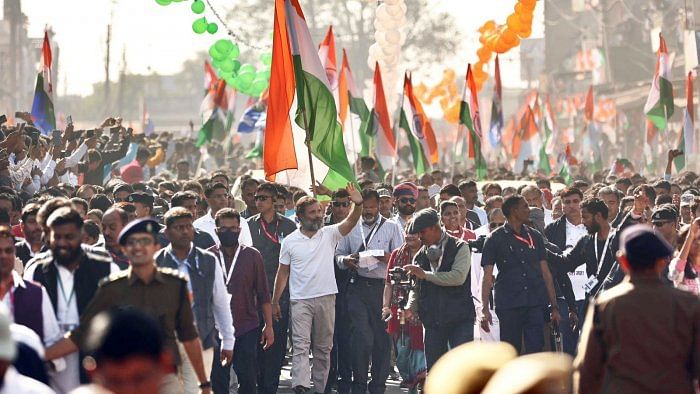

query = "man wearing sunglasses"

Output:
[[247, 183, 297, 394], [392, 182, 418, 233], [335, 188, 403, 393]]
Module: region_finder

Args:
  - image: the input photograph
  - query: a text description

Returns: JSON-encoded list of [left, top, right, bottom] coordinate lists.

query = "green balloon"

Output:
[[155, 0, 171, 5], [228, 44, 240, 60], [224, 75, 237, 86], [220, 59, 235, 73], [257, 70, 271, 81], [214, 39, 233, 55], [191, 0, 205, 13], [251, 78, 268, 93], [238, 72, 255, 84], [208, 46, 225, 62], [231, 60, 241, 73], [239, 64, 256, 75], [207, 23, 218, 34], [260, 53, 272, 66], [192, 17, 207, 34]]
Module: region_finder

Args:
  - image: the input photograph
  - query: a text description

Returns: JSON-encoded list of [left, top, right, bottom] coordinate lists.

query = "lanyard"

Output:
[[56, 271, 76, 317], [359, 219, 382, 251], [220, 246, 241, 286], [593, 233, 611, 277], [512, 230, 534, 249], [260, 217, 280, 244]]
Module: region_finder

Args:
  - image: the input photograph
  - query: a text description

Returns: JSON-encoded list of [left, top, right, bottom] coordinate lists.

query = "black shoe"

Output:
[[294, 386, 310, 394]]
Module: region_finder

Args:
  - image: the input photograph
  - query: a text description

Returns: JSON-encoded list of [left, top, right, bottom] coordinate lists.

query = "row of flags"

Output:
[[26, 15, 698, 188]]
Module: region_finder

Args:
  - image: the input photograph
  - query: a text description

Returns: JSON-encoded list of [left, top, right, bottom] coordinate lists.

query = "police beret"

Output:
[[621, 224, 673, 264], [118, 217, 161, 245], [651, 203, 678, 223], [126, 192, 155, 207], [408, 208, 439, 234]]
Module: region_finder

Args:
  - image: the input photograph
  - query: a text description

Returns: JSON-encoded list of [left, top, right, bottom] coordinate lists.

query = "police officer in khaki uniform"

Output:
[[45, 218, 213, 394]]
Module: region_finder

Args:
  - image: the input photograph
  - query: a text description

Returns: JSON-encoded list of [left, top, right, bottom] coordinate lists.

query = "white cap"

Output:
[[0, 304, 16, 361]]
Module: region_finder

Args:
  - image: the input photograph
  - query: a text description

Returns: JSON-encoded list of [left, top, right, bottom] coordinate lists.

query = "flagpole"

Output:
[[391, 86, 406, 186]]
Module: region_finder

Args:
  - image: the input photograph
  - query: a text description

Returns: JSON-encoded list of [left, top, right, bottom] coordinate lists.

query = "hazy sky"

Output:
[[15, 0, 543, 97]]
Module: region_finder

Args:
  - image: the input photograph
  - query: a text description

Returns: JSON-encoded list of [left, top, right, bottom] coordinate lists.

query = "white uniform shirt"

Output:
[[565, 218, 588, 301]]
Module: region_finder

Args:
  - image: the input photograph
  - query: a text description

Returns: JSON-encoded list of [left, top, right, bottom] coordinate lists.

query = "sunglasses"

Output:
[[332, 201, 351, 207], [399, 198, 416, 204], [489, 222, 504, 229], [254, 195, 272, 201]]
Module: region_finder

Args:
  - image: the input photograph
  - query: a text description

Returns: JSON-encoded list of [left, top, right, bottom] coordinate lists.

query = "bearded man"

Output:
[[271, 184, 363, 394]]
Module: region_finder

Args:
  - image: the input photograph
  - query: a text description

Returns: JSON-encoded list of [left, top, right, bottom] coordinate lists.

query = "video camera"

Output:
[[389, 266, 415, 310]]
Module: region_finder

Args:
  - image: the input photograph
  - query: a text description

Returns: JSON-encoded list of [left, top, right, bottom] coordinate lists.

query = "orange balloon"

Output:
[[485, 34, 499, 51], [479, 20, 496, 33], [477, 46, 492, 62], [520, 0, 536, 12], [474, 71, 488, 84], [519, 26, 532, 38], [507, 14, 522, 31], [514, 2, 524, 14], [519, 12, 533, 24], [495, 36, 510, 53], [479, 34, 487, 44], [502, 28, 518, 45]]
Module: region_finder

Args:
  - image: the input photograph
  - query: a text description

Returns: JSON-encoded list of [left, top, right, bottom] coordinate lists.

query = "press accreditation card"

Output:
[[584, 275, 599, 293]]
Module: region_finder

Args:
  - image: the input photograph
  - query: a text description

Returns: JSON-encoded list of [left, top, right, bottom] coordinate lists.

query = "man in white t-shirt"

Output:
[[271, 184, 363, 394]]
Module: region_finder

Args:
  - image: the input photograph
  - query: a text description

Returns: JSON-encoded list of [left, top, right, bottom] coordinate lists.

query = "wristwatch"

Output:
[[199, 381, 212, 389]]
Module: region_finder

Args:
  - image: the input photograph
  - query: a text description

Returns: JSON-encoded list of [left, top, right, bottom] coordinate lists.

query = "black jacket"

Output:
[[544, 216, 579, 310]]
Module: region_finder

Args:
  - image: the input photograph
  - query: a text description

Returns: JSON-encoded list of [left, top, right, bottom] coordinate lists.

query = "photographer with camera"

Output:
[[402, 208, 474, 371], [381, 223, 426, 390]]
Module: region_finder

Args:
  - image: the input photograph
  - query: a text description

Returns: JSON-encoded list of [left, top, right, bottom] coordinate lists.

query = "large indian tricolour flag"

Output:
[[459, 64, 487, 180], [644, 33, 674, 131], [399, 73, 438, 175], [264, 0, 355, 190]]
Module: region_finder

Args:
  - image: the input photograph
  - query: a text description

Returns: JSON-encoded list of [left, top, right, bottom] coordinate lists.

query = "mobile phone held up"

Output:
[[52, 130, 62, 146]]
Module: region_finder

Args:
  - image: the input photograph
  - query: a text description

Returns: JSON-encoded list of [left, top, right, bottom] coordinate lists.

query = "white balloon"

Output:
[[396, 15, 407, 27], [399, 1, 407, 14], [368, 55, 378, 71], [375, 31, 390, 47], [384, 0, 401, 5], [376, 4, 391, 21], [386, 5, 403, 17], [383, 53, 399, 66], [378, 17, 399, 30], [385, 30, 401, 44], [369, 42, 382, 59]]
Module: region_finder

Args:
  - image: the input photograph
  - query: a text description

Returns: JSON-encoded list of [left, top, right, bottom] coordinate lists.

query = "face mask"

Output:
[[217, 230, 240, 247], [285, 209, 295, 218]]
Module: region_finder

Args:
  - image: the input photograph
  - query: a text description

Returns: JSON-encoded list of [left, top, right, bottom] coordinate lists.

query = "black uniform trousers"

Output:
[[496, 306, 545, 355], [257, 297, 290, 394], [346, 276, 391, 394]]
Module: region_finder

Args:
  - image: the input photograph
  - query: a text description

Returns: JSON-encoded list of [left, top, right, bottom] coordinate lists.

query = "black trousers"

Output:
[[423, 319, 474, 371], [233, 328, 260, 394], [496, 306, 545, 355], [327, 272, 352, 394], [257, 297, 289, 394], [346, 277, 391, 394], [210, 338, 228, 394]]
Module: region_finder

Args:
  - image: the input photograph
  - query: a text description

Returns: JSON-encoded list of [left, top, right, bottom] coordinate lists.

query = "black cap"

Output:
[[408, 208, 440, 234], [621, 224, 674, 265], [651, 203, 678, 224], [113, 183, 134, 195], [126, 192, 155, 207], [118, 217, 161, 246]]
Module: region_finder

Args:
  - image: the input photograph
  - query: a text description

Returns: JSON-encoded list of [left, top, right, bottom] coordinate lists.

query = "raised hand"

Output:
[[346, 183, 362, 204]]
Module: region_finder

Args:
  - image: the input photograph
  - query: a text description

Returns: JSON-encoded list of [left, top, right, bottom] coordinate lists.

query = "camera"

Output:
[[389, 267, 415, 310]]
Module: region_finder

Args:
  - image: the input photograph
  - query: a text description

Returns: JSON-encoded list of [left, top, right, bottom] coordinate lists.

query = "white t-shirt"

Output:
[[565, 218, 588, 301], [279, 224, 343, 300]]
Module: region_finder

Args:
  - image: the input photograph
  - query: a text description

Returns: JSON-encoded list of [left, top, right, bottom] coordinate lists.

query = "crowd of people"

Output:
[[0, 115, 700, 393]]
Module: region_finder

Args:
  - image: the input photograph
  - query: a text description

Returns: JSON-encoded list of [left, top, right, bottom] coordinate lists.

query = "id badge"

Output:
[[584, 275, 599, 293]]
